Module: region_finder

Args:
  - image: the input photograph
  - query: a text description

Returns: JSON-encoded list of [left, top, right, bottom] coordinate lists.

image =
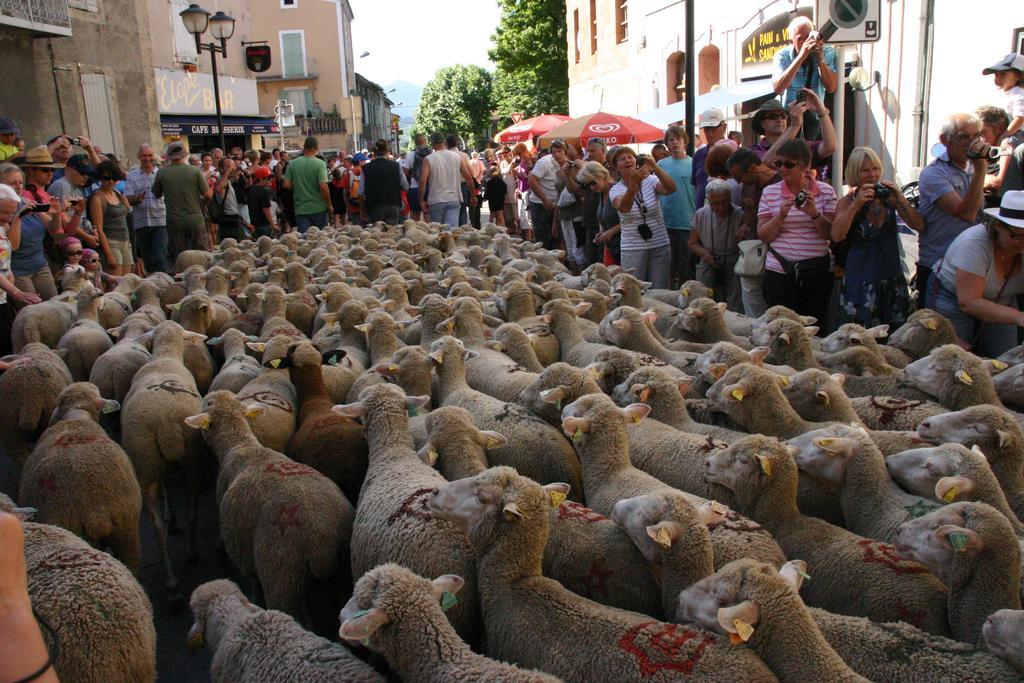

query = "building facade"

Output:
[[355, 74, 394, 152], [250, 0, 360, 154], [565, 0, 1024, 183]]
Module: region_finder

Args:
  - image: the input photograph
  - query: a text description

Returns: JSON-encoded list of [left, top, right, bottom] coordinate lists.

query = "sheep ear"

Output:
[[778, 332, 791, 345], [374, 363, 401, 376], [244, 404, 264, 420], [630, 383, 651, 403], [476, 430, 507, 449], [935, 475, 975, 503], [919, 317, 939, 331], [354, 323, 372, 333], [429, 349, 444, 364], [988, 359, 1009, 373], [246, 342, 266, 353], [748, 347, 770, 365], [205, 336, 223, 346], [8, 504, 37, 522], [954, 370, 974, 385], [686, 307, 704, 319], [779, 559, 809, 591], [539, 386, 568, 405], [726, 383, 747, 402], [621, 403, 651, 424], [970, 444, 987, 459], [709, 363, 729, 380], [101, 399, 120, 414], [754, 453, 772, 476], [573, 301, 592, 316], [417, 442, 439, 466], [828, 372, 846, 387], [646, 521, 682, 549], [815, 390, 831, 406], [676, 376, 695, 396], [483, 340, 504, 352], [934, 525, 984, 554], [717, 601, 759, 643], [184, 413, 211, 430], [405, 305, 423, 317], [107, 327, 121, 338], [774, 374, 790, 388], [169, 303, 182, 311], [462, 349, 479, 361], [996, 430, 1010, 449], [697, 500, 729, 526], [642, 310, 659, 325], [866, 324, 889, 339], [407, 395, 431, 409], [332, 402, 365, 418], [430, 574, 466, 603], [542, 482, 570, 508], [813, 436, 856, 458], [502, 502, 524, 522], [339, 607, 390, 641], [798, 315, 817, 325], [611, 318, 631, 333]]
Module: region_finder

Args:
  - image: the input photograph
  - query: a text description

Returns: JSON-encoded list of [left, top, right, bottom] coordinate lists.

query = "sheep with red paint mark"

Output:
[[0, 342, 71, 468]]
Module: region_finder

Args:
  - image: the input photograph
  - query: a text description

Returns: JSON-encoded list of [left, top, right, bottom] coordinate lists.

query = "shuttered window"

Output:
[[280, 31, 306, 79], [170, 0, 198, 65], [80, 73, 118, 157]]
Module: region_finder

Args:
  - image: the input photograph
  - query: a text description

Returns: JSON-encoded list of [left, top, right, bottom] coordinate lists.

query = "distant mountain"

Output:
[[385, 79, 422, 126]]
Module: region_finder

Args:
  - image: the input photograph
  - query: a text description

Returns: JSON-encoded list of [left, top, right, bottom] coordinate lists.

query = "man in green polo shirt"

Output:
[[283, 136, 333, 234]]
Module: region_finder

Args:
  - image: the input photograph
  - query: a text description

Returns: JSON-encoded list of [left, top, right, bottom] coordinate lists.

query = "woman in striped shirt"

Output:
[[757, 138, 837, 328]]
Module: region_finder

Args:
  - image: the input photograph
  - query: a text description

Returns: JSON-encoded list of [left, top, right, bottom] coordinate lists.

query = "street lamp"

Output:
[[180, 3, 236, 152]]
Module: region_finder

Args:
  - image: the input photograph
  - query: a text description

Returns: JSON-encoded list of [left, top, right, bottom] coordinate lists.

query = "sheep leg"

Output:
[[250, 576, 265, 606], [161, 480, 180, 534], [143, 482, 180, 596], [108, 523, 142, 575]]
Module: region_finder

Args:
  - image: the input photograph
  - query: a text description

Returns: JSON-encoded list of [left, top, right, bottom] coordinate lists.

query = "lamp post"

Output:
[[180, 3, 236, 152]]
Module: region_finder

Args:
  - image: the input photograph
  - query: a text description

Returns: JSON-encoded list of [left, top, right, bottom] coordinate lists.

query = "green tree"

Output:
[[413, 65, 494, 149], [489, 0, 569, 125]]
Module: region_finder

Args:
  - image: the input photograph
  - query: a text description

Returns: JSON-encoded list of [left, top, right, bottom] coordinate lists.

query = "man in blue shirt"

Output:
[[659, 125, 696, 287], [691, 108, 726, 209], [917, 112, 989, 308], [772, 16, 837, 142]]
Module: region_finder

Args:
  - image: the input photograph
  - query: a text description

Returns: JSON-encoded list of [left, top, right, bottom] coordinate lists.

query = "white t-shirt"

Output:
[[609, 175, 670, 251], [424, 149, 462, 204], [528, 154, 559, 206], [402, 150, 419, 188], [995, 85, 1024, 121]]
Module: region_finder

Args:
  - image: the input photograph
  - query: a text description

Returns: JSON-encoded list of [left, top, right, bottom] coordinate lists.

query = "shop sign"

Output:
[[245, 44, 272, 73], [160, 121, 280, 136], [740, 8, 812, 77], [155, 68, 260, 116]]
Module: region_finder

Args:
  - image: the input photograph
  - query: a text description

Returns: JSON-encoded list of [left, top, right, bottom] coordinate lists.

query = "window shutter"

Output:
[[281, 33, 305, 78], [170, 0, 198, 65]]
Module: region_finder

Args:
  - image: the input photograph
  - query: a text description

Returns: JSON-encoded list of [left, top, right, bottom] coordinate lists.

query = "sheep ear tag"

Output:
[[947, 531, 970, 552], [102, 399, 121, 414], [572, 429, 585, 445], [730, 387, 746, 401], [548, 489, 567, 508], [955, 370, 973, 385], [942, 486, 959, 504], [755, 454, 772, 476], [186, 630, 205, 654], [407, 404, 418, 417], [731, 619, 754, 644], [321, 350, 346, 366], [440, 591, 458, 612]]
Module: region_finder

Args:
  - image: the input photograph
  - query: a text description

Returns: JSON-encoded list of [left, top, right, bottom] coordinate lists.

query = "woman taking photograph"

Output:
[[689, 179, 743, 311], [757, 138, 837, 327], [932, 190, 1024, 357], [575, 160, 621, 266], [831, 147, 922, 328], [88, 159, 133, 276], [608, 146, 676, 288], [0, 184, 42, 353], [4, 157, 67, 301]]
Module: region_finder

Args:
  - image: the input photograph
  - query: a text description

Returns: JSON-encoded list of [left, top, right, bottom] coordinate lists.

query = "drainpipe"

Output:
[[47, 39, 67, 132], [910, 0, 935, 171]]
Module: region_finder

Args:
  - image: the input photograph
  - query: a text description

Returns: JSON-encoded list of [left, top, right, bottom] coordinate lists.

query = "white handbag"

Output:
[[734, 239, 767, 277]]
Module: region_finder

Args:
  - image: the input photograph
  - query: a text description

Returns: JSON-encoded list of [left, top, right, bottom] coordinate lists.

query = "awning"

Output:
[[636, 79, 777, 129], [160, 115, 280, 136]]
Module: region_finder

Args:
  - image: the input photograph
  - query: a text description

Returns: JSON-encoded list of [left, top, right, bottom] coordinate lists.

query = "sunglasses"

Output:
[[67, 251, 82, 256], [1001, 224, 1024, 241], [86, 258, 99, 263], [100, 176, 116, 181], [764, 113, 789, 121], [774, 160, 800, 169]]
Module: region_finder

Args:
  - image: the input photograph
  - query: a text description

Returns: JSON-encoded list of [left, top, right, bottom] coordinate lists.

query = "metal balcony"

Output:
[[0, 0, 73, 37], [299, 116, 347, 134]]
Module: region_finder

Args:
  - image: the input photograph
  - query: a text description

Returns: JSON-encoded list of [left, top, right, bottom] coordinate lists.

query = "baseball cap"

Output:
[[252, 166, 272, 179], [699, 108, 725, 128], [352, 153, 367, 164], [982, 53, 1024, 75], [0, 116, 19, 135], [66, 154, 96, 176]]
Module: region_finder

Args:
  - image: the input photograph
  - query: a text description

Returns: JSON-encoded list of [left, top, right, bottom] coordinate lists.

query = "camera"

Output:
[[966, 144, 1000, 161], [637, 222, 653, 240], [69, 137, 81, 146], [873, 183, 891, 201], [794, 190, 808, 207]]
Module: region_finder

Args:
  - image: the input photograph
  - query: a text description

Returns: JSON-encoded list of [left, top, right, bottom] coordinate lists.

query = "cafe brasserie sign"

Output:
[[740, 8, 812, 77], [155, 68, 260, 116]]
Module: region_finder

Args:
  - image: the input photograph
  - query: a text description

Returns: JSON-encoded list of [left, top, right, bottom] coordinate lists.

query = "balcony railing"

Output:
[[0, 0, 73, 36], [297, 116, 346, 134]]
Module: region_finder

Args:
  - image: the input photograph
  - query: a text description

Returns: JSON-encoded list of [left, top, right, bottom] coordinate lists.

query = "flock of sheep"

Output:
[[2, 219, 1024, 682]]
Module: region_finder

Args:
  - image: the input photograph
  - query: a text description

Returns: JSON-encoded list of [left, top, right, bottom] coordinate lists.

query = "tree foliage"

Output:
[[489, 0, 570, 125], [413, 65, 494, 149]]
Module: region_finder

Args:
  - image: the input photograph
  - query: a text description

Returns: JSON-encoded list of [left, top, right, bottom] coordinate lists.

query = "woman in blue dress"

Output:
[[831, 147, 923, 328]]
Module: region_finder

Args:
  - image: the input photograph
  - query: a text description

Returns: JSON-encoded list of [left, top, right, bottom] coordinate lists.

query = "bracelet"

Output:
[[12, 608, 59, 683], [811, 212, 822, 220]]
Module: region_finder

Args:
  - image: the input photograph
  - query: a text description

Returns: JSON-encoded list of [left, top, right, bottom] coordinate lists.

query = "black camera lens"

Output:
[[795, 190, 808, 207], [873, 183, 891, 201]]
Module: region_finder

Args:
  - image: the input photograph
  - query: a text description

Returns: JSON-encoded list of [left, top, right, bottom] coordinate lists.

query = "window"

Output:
[[280, 89, 312, 117], [279, 31, 307, 78], [572, 10, 580, 63], [281, 0, 297, 6], [81, 73, 118, 156], [616, 0, 627, 44], [171, 0, 198, 65], [666, 52, 685, 104], [590, 0, 597, 54]]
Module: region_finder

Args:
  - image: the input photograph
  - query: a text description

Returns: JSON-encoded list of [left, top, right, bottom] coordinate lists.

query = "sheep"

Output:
[[993, 361, 1024, 408], [902, 345, 1011, 410], [427, 466, 776, 681], [358, 309, 408, 365], [0, 343, 71, 466], [610, 366, 744, 443], [420, 405, 663, 616], [491, 279, 559, 366], [676, 559, 867, 681], [887, 308, 959, 360], [339, 564, 559, 682], [747, 304, 817, 339], [431, 335, 584, 499], [705, 434, 950, 633], [749, 317, 820, 370], [984, 609, 1024, 672], [235, 335, 298, 452], [669, 298, 752, 349], [207, 329, 263, 394], [281, 341, 368, 505], [88, 316, 153, 403], [187, 391, 353, 630], [896, 502, 1022, 646], [821, 322, 911, 367], [676, 557, 1021, 683], [787, 424, 945, 542], [19, 382, 141, 571], [914, 405, 1024, 520], [11, 297, 76, 351], [121, 320, 208, 597], [692, 342, 795, 388], [331, 383, 480, 646], [516, 361, 603, 426], [56, 286, 113, 382], [885, 443, 1023, 529], [408, 293, 452, 350], [585, 345, 686, 395], [599, 307, 706, 370], [561, 393, 786, 570], [0, 494, 157, 683], [258, 284, 307, 340], [346, 345, 433, 405], [311, 281, 354, 334], [542, 298, 614, 368], [818, 345, 899, 376], [609, 272, 686, 336], [170, 291, 217, 393], [490, 322, 545, 372]]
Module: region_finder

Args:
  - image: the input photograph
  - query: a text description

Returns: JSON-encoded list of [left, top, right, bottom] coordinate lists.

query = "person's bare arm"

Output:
[[198, 173, 213, 202], [935, 159, 987, 222], [803, 88, 836, 159], [955, 268, 1024, 327], [757, 197, 794, 243], [78, 135, 102, 167], [528, 174, 551, 209], [418, 157, 431, 211], [650, 161, 677, 195], [762, 102, 808, 168], [830, 193, 861, 242], [460, 157, 477, 205], [89, 194, 114, 268], [816, 48, 838, 93]]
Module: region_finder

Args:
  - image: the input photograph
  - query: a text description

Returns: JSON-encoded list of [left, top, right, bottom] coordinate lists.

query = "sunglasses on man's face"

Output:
[[100, 176, 116, 181], [764, 113, 789, 121], [774, 160, 800, 169]]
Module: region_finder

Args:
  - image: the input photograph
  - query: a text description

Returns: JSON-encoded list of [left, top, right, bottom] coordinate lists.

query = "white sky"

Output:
[[349, 0, 500, 87]]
